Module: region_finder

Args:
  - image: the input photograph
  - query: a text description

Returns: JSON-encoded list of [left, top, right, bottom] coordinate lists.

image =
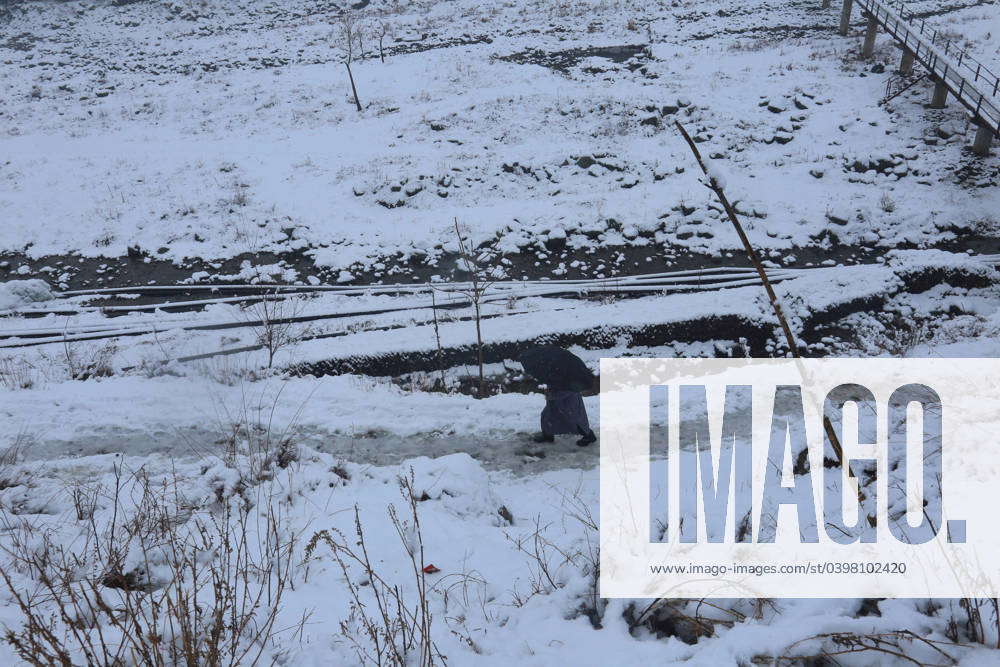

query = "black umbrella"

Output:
[[518, 345, 594, 392]]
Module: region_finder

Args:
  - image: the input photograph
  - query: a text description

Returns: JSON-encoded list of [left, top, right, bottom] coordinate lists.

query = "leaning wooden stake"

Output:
[[674, 120, 847, 466], [345, 62, 363, 113]]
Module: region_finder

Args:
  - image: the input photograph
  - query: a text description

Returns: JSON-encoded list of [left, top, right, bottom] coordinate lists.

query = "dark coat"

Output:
[[541, 389, 591, 436]]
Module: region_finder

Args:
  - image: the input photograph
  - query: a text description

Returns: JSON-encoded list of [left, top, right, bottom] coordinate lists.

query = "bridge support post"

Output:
[[972, 121, 993, 156], [930, 79, 948, 108], [862, 13, 878, 58], [839, 0, 853, 36], [899, 48, 914, 75], [822, 0, 831, 8]]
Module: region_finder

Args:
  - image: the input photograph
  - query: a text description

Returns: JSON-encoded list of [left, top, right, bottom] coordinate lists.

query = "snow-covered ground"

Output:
[[1, 0, 998, 283], [2, 0, 1000, 663]]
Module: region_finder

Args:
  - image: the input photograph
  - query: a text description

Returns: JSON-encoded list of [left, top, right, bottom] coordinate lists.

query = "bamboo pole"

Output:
[[674, 120, 848, 467]]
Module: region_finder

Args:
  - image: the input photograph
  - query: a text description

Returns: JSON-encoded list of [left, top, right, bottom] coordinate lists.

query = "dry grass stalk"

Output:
[[0, 459, 297, 666], [303, 473, 444, 666]]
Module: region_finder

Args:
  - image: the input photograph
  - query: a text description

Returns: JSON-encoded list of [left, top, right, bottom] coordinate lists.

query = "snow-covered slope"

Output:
[[2, 0, 1000, 664], [1, 0, 998, 285]]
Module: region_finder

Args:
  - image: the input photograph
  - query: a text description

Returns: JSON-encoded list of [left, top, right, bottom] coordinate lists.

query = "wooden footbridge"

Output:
[[831, 0, 998, 155]]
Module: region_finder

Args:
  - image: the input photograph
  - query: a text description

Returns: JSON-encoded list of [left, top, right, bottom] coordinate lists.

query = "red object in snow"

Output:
[[422, 564, 441, 574]]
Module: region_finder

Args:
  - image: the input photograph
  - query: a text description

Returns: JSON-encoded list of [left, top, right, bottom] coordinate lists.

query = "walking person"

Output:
[[518, 345, 597, 447]]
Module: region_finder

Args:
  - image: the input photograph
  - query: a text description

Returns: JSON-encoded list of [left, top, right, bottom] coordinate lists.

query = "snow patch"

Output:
[[0, 279, 54, 311]]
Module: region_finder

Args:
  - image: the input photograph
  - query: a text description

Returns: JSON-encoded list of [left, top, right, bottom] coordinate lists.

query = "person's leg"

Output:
[[573, 393, 596, 447], [532, 394, 558, 443], [576, 425, 596, 447], [534, 402, 555, 442]]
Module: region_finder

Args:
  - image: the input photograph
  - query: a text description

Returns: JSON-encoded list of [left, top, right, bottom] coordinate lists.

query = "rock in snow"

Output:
[[0, 279, 53, 310]]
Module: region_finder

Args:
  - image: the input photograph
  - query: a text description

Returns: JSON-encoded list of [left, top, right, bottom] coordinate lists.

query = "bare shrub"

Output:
[[0, 461, 296, 666], [0, 355, 38, 390], [240, 292, 313, 369], [434, 567, 493, 655], [68, 481, 100, 522], [0, 436, 25, 468], [854, 313, 929, 357], [133, 356, 184, 379], [374, 16, 393, 63], [131, 327, 183, 379], [766, 630, 959, 665], [216, 419, 300, 482], [943, 597, 1000, 647], [429, 288, 447, 388], [194, 352, 261, 386], [336, 11, 364, 112], [198, 381, 313, 496], [504, 515, 568, 607], [0, 430, 31, 490], [503, 484, 602, 626], [879, 191, 897, 213], [304, 473, 444, 666], [41, 338, 118, 381], [229, 182, 250, 208], [449, 219, 504, 398]]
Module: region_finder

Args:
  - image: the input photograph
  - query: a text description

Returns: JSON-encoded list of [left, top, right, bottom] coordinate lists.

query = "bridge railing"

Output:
[[855, 0, 999, 135]]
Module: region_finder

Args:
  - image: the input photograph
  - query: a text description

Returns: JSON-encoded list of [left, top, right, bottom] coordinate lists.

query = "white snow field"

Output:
[[1, 0, 998, 280], [2, 0, 1000, 664]]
